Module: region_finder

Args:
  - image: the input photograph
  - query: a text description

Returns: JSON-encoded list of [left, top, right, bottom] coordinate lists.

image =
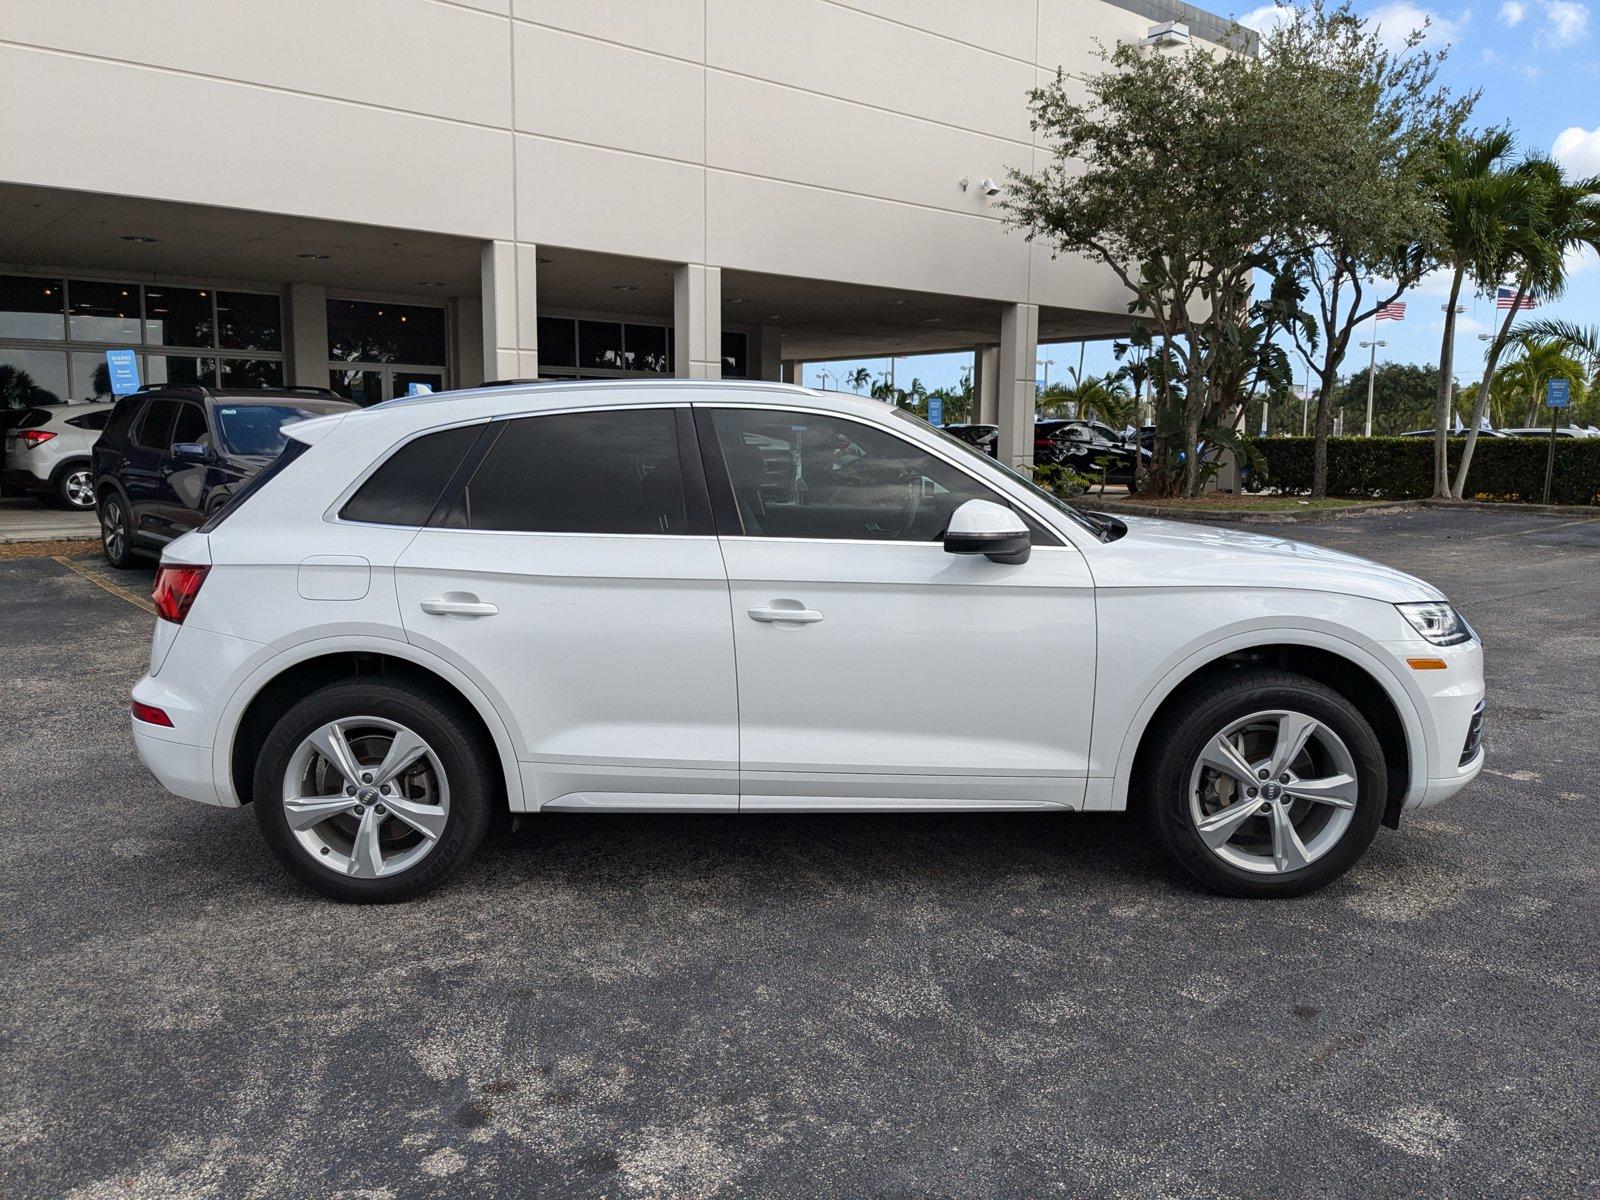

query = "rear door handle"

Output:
[[748, 604, 824, 625], [420, 597, 498, 617]]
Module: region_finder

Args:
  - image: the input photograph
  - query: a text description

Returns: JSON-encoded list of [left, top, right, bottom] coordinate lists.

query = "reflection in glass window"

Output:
[[394, 371, 443, 397], [721, 332, 748, 379], [220, 358, 285, 389], [70, 352, 121, 401], [578, 321, 623, 370], [708, 408, 996, 542], [0, 275, 66, 341], [144, 286, 213, 348], [217, 291, 283, 351], [329, 368, 385, 406], [538, 316, 576, 368], [215, 403, 333, 457], [624, 324, 670, 373], [68, 280, 142, 344], [147, 355, 219, 388], [327, 300, 445, 364], [1, 347, 69, 409]]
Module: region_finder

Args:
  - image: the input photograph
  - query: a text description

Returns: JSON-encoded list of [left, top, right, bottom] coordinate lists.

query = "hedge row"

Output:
[[1250, 436, 1600, 506]]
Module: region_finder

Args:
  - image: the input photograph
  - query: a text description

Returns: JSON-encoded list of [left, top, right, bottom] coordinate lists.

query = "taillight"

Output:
[[131, 700, 173, 727], [152, 564, 209, 624], [16, 429, 56, 449]]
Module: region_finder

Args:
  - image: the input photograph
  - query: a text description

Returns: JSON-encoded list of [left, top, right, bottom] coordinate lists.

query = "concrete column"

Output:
[[782, 359, 804, 385], [995, 303, 1040, 468], [481, 240, 539, 381], [973, 346, 999, 425], [452, 297, 484, 389], [287, 283, 327, 388], [673, 264, 722, 379], [754, 325, 783, 381]]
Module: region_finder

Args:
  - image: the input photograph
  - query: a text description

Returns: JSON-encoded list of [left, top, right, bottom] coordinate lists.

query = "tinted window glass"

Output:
[[709, 409, 998, 542], [329, 368, 385, 406], [578, 321, 623, 370], [327, 300, 445, 364], [144, 286, 213, 347], [220, 357, 284, 389], [538, 317, 576, 368], [341, 424, 482, 526], [625, 324, 670, 373], [721, 332, 748, 379], [216, 291, 283, 351], [216, 404, 339, 457], [447, 409, 686, 535], [68, 280, 141, 343], [69, 352, 118, 402], [67, 408, 113, 431], [102, 397, 144, 442], [134, 399, 179, 450], [148, 355, 218, 387], [1, 347, 69, 407], [171, 403, 209, 448], [0, 275, 65, 340], [15, 408, 52, 430]]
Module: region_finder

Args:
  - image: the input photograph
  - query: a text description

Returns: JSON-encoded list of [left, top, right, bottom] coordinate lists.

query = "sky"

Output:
[[803, 1, 1600, 399]]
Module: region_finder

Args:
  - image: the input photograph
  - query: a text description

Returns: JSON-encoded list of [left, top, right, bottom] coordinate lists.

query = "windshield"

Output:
[[215, 404, 334, 457], [890, 408, 1106, 536]]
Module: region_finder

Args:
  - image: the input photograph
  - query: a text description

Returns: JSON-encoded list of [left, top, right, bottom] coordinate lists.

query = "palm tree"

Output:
[[844, 367, 872, 393], [1428, 130, 1523, 498], [1454, 159, 1600, 496], [1494, 337, 1588, 427], [1519, 318, 1600, 392]]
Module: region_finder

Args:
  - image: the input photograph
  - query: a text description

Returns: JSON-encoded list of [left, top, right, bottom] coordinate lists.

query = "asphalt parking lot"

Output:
[[3, 507, 1597, 1199]]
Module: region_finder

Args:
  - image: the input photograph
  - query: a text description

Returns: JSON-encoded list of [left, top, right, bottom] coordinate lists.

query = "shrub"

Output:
[[1250, 437, 1600, 506]]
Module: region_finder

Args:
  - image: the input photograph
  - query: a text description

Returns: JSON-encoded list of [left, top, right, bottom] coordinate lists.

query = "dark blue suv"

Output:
[[92, 386, 355, 567]]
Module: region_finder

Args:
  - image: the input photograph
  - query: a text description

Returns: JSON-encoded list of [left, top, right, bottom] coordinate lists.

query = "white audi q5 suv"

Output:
[[130, 381, 1485, 902]]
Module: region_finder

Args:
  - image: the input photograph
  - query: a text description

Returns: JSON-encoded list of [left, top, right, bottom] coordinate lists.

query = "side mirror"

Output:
[[943, 499, 1031, 565], [170, 442, 212, 464]]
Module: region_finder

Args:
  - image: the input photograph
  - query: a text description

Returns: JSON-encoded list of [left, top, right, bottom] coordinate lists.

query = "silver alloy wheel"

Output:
[[62, 469, 94, 509], [281, 716, 450, 879], [101, 497, 125, 559], [1187, 709, 1359, 875]]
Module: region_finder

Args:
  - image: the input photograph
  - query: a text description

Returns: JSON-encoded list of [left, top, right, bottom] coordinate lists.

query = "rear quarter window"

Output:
[[340, 424, 484, 526], [67, 408, 113, 431], [101, 397, 144, 442]]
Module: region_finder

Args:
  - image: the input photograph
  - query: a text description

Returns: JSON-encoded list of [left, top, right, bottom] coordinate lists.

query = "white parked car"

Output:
[[3, 401, 113, 509], [131, 382, 1485, 902]]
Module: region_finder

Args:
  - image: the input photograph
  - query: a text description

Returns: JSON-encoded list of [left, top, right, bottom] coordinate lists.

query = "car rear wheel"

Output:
[[54, 464, 95, 510], [1140, 669, 1386, 897], [253, 680, 494, 903], [99, 493, 136, 568]]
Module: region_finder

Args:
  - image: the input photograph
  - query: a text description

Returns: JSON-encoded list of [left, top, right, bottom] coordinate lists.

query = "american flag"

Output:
[[1376, 301, 1406, 320], [1496, 287, 1536, 310]]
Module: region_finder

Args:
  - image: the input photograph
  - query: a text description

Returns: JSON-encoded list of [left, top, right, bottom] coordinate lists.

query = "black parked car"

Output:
[[1035, 419, 1147, 487], [942, 423, 1000, 456], [92, 386, 355, 568]]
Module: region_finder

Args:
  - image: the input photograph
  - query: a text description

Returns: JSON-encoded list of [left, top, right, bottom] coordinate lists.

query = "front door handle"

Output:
[[748, 603, 824, 625], [420, 596, 498, 617]]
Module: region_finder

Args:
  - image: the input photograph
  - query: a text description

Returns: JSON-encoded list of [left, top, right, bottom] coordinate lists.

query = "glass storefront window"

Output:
[[1, 347, 70, 408], [68, 280, 141, 344], [329, 369, 385, 406], [624, 324, 670, 373], [538, 316, 576, 369], [0, 275, 66, 341], [578, 320, 623, 370], [218, 291, 283, 352], [393, 371, 444, 397], [327, 300, 445, 365], [722, 332, 748, 379], [147, 355, 219, 388], [144, 286, 213, 348], [220, 358, 285, 389], [69, 351, 119, 401]]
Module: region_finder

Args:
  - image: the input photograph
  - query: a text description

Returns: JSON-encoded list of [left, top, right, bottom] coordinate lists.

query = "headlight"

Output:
[[1396, 601, 1473, 646]]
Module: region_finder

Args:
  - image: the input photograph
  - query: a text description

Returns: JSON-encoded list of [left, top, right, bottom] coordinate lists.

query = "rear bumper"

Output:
[[1, 466, 48, 492], [132, 722, 225, 807]]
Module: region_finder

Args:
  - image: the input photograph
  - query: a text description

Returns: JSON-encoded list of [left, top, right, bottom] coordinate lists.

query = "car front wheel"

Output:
[[1141, 669, 1386, 897], [253, 680, 495, 902]]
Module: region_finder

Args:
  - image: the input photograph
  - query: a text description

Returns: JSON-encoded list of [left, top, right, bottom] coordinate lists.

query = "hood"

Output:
[[1085, 514, 1447, 604]]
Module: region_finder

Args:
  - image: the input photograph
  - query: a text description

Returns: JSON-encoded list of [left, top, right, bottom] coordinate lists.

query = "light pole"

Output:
[[817, 368, 834, 391], [1359, 338, 1386, 436], [1442, 303, 1466, 421]]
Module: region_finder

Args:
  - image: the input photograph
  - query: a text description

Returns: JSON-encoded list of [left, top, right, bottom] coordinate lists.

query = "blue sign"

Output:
[[406, 381, 434, 396], [926, 397, 943, 427], [105, 349, 140, 395], [1547, 378, 1571, 409]]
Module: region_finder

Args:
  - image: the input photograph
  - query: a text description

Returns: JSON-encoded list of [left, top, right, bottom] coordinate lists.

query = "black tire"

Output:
[[1138, 668, 1386, 898], [252, 679, 496, 903], [98, 490, 137, 569], [53, 462, 96, 510]]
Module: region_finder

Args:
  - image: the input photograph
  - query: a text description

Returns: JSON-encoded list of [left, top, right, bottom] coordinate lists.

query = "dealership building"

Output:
[[1, 0, 1247, 465]]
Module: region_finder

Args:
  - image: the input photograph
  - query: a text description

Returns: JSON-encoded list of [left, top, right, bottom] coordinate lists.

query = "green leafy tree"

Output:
[[1494, 336, 1588, 426], [1454, 159, 1600, 495], [1333, 362, 1456, 434]]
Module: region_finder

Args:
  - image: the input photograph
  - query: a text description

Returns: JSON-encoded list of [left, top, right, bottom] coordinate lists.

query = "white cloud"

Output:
[[1242, 4, 1296, 33], [1538, 0, 1590, 45], [1368, 2, 1465, 50], [1552, 124, 1600, 175], [1499, 0, 1527, 23]]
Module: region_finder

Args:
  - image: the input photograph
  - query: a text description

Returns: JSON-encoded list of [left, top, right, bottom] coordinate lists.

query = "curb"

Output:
[[1082, 499, 1425, 526], [1418, 498, 1600, 519]]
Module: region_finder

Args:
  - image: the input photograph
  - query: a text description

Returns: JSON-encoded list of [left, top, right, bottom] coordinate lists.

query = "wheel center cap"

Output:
[[357, 786, 380, 804], [1261, 782, 1283, 802]]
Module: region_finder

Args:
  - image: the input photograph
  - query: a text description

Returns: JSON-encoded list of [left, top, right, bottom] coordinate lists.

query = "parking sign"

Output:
[[105, 349, 140, 395], [927, 397, 943, 426], [1547, 379, 1570, 409]]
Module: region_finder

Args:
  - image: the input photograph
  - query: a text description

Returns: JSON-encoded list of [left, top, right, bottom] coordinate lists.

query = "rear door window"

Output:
[[133, 399, 179, 451], [170, 402, 209, 448], [340, 424, 484, 527]]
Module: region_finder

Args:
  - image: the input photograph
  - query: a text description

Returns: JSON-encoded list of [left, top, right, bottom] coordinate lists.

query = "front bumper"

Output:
[[1381, 633, 1486, 813]]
